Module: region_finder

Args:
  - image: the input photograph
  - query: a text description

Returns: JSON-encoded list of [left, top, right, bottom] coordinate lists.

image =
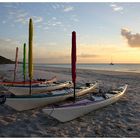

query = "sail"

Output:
[[71, 31, 76, 84], [71, 31, 77, 100], [14, 47, 18, 81], [23, 43, 26, 81], [28, 18, 33, 80]]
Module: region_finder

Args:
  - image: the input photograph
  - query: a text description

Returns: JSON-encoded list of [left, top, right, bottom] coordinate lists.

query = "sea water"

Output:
[[1, 63, 140, 74], [35, 63, 140, 73]]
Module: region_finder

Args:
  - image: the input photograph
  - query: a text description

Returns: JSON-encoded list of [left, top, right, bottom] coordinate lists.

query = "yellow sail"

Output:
[[28, 18, 33, 80]]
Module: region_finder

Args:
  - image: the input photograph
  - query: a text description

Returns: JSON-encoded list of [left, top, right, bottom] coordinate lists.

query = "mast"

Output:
[[13, 47, 19, 82], [71, 31, 77, 101], [110, 56, 114, 65], [28, 18, 33, 95], [23, 43, 26, 82]]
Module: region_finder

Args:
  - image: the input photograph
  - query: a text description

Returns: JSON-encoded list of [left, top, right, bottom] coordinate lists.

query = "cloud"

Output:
[[63, 6, 74, 12], [51, 3, 62, 10], [33, 16, 43, 23], [52, 17, 57, 20], [33, 45, 70, 63], [14, 18, 28, 24], [121, 28, 140, 48], [52, 4, 57, 10], [8, 10, 28, 25], [17, 12, 28, 18], [0, 38, 68, 64], [51, 3, 74, 13], [55, 21, 62, 25], [2, 20, 6, 24], [13, 14, 43, 25], [48, 42, 57, 46], [46, 18, 63, 28], [43, 27, 49, 30], [71, 15, 79, 22], [8, 9, 42, 26], [3, 3, 17, 9], [110, 4, 123, 12], [0, 38, 21, 60], [78, 53, 98, 58]]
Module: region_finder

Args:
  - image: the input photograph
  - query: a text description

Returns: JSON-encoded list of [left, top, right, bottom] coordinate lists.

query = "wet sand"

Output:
[[0, 65, 140, 137]]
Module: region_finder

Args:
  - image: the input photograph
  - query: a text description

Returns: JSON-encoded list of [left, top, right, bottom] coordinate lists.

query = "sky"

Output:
[[0, 2, 140, 64]]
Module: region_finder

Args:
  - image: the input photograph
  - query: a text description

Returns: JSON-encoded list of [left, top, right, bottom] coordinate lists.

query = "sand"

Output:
[[0, 65, 140, 137]]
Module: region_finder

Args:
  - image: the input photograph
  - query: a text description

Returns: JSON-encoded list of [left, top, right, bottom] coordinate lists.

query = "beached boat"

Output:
[[0, 76, 57, 86], [2, 80, 72, 95], [42, 84, 127, 122], [3, 82, 98, 111]]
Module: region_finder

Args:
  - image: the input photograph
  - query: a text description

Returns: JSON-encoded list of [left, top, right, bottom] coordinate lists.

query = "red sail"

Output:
[[14, 47, 19, 81], [71, 31, 76, 84]]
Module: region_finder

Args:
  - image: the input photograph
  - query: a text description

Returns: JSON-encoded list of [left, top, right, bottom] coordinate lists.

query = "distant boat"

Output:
[[110, 62, 114, 65], [110, 56, 114, 65]]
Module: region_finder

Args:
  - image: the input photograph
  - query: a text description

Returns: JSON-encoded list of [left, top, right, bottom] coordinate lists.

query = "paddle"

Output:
[[28, 18, 33, 95], [71, 31, 77, 101], [13, 47, 19, 82]]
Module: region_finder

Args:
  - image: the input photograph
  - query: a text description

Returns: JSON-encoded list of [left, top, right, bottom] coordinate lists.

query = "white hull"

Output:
[[3, 81, 72, 95], [43, 85, 127, 122], [5, 82, 98, 111]]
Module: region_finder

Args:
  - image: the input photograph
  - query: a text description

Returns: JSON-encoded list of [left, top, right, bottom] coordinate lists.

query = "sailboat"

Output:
[[110, 56, 114, 65], [22, 43, 56, 85], [0, 21, 98, 111], [42, 31, 127, 122], [2, 19, 72, 95], [43, 84, 127, 122], [110, 62, 114, 65], [0, 43, 56, 86]]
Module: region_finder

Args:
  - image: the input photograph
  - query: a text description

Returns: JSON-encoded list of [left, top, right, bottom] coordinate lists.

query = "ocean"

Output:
[[1, 63, 140, 74], [35, 63, 140, 74]]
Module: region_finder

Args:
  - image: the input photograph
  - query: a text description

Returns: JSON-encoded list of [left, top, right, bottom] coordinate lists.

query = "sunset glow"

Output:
[[0, 2, 140, 64]]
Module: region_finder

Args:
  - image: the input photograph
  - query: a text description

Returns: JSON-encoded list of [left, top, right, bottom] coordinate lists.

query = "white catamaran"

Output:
[[4, 82, 98, 111], [43, 84, 127, 122]]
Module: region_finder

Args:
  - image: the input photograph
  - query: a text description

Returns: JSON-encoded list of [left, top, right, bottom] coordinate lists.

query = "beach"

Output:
[[0, 65, 140, 137]]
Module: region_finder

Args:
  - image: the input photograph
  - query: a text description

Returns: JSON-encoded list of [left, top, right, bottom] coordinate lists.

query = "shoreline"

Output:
[[1, 63, 140, 75], [34, 64, 140, 76], [35, 63, 140, 74], [35, 66, 140, 80]]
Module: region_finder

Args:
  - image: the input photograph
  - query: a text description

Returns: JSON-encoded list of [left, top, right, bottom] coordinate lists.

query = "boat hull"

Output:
[[0, 76, 57, 86], [3, 81, 72, 95], [5, 82, 98, 111], [43, 85, 127, 122]]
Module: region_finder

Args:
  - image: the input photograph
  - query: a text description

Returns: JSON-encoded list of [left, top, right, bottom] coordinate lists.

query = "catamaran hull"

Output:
[[5, 82, 98, 111], [43, 85, 127, 122], [3, 82, 72, 95], [5, 94, 71, 111], [0, 76, 57, 86]]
